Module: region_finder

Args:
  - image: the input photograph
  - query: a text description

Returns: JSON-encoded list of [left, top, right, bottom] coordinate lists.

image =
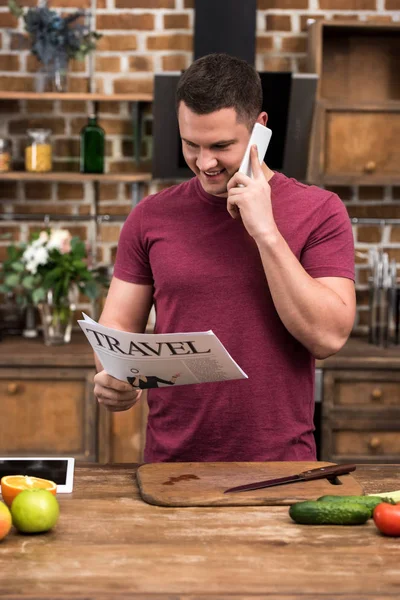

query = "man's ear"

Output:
[[257, 112, 268, 126]]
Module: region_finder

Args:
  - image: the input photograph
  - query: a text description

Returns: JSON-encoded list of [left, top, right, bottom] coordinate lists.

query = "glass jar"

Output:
[[25, 129, 52, 173], [0, 138, 12, 172]]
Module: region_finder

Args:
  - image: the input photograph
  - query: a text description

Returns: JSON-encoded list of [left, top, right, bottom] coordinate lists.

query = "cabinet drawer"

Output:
[[334, 431, 400, 456], [0, 369, 96, 460], [336, 381, 400, 406]]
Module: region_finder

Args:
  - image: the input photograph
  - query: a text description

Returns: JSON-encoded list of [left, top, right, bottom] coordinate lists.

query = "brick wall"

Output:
[[1, 0, 400, 331]]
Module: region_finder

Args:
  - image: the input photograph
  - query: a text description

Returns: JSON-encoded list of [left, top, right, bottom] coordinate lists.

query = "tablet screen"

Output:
[[0, 458, 74, 492]]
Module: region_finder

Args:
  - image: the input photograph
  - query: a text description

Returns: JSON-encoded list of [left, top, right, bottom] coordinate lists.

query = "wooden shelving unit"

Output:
[[0, 171, 152, 183], [0, 91, 153, 102]]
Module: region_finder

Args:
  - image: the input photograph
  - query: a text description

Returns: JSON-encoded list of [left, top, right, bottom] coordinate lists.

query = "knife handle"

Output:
[[300, 464, 356, 481]]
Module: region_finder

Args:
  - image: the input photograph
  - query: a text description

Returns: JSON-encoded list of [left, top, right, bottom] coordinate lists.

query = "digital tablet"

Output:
[[0, 457, 75, 493]]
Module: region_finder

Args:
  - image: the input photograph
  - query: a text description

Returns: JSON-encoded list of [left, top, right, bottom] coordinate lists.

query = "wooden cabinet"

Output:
[[307, 21, 400, 186], [320, 340, 400, 463], [0, 335, 147, 463]]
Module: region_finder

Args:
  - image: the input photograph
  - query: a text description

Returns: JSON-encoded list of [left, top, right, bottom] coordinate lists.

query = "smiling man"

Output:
[[93, 53, 355, 463]]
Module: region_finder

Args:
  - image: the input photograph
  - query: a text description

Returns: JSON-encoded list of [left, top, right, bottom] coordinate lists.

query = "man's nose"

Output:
[[196, 149, 218, 172]]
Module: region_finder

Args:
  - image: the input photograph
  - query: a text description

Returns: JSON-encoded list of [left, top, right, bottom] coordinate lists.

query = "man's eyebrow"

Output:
[[182, 138, 237, 146]]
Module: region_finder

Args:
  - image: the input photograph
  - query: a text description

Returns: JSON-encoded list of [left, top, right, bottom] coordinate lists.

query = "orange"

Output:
[[0, 475, 57, 508], [0, 501, 12, 541]]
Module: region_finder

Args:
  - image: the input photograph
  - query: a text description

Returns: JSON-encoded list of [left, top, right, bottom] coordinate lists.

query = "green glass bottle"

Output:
[[80, 115, 105, 174]]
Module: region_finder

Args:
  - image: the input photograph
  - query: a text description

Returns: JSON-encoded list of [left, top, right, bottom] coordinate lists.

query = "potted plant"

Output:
[[0, 229, 107, 345], [8, 0, 102, 92]]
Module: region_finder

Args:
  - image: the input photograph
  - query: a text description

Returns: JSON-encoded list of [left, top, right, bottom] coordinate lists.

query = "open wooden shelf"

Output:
[[0, 92, 153, 102], [0, 171, 152, 183]]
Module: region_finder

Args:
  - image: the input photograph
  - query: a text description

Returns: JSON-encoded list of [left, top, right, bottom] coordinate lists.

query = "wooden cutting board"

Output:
[[136, 461, 364, 507]]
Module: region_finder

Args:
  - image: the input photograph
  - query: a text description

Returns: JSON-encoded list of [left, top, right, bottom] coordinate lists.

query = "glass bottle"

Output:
[[0, 138, 12, 172], [25, 129, 52, 173], [80, 115, 105, 174]]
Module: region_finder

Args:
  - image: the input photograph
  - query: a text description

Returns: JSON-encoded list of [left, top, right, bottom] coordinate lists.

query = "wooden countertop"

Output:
[[1, 463, 400, 599], [1, 332, 400, 369]]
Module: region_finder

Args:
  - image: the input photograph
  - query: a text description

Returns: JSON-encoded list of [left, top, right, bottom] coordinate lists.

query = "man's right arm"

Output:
[[93, 276, 154, 412]]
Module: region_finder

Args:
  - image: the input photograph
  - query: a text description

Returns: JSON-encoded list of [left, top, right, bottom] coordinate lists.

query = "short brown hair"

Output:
[[176, 53, 262, 129]]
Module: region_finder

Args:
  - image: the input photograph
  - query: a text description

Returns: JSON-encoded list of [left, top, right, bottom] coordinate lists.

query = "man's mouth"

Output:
[[203, 169, 225, 178]]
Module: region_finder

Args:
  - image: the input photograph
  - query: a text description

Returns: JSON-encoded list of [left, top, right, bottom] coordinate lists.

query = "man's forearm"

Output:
[[256, 229, 355, 359]]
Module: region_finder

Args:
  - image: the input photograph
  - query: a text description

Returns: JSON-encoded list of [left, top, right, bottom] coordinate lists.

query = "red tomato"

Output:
[[373, 503, 400, 536]]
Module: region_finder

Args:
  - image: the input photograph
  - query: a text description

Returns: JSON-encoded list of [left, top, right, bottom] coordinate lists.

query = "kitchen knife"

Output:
[[224, 463, 357, 494]]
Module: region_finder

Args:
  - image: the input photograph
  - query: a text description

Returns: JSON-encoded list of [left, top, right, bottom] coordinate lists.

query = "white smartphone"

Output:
[[238, 123, 272, 179]]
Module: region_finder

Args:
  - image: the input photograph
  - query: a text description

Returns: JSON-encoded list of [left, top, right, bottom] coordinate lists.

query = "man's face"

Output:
[[178, 102, 252, 197]]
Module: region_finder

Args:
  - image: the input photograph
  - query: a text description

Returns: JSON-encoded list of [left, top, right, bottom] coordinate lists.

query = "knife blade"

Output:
[[223, 463, 357, 494]]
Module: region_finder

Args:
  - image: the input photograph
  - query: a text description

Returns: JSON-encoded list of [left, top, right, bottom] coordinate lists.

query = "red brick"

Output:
[[183, 0, 194, 7], [113, 78, 153, 95], [0, 13, 18, 27], [385, 0, 400, 8], [0, 226, 20, 241], [256, 36, 274, 51], [98, 184, 119, 201], [263, 56, 291, 71], [357, 226, 382, 243], [97, 35, 137, 51], [128, 56, 154, 72], [347, 205, 400, 219], [50, 0, 91, 6], [116, 0, 175, 5], [78, 205, 92, 215], [8, 118, 66, 135], [98, 102, 121, 114], [54, 139, 80, 158], [13, 203, 74, 215], [95, 56, 121, 72], [258, 0, 308, 7], [68, 77, 90, 93], [60, 101, 88, 113], [365, 15, 394, 22], [57, 183, 85, 201], [25, 100, 54, 113], [147, 33, 192, 51], [161, 54, 188, 71], [0, 54, 19, 71], [98, 224, 122, 243], [325, 186, 353, 200], [98, 203, 131, 216], [70, 117, 132, 136], [163, 13, 190, 29], [96, 14, 154, 30], [0, 77, 34, 92], [266, 15, 291, 31], [108, 159, 151, 174], [24, 183, 52, 201], [319, 0, 375, 8], [10, 33, 30, 50], [281, 35, 308, 53]]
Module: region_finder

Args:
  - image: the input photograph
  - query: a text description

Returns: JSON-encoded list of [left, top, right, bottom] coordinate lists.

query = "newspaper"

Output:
[[78, 313, 248, 389]]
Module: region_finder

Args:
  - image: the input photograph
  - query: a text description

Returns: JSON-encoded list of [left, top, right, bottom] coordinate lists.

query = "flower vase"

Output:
[[34, 55, 69, 94], [38, 289, 76, 346]]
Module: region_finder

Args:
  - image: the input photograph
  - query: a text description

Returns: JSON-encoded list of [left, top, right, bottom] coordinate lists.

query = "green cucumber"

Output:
[[289, 500, 370, 525], [317, 494, 394, 516]]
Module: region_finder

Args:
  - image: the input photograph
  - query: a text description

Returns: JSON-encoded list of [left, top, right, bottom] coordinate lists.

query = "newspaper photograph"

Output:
[[78, 313, 248, 389]]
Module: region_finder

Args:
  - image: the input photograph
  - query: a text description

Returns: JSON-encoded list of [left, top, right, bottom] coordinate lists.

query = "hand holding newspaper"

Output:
[[78, 314, 247, 389]]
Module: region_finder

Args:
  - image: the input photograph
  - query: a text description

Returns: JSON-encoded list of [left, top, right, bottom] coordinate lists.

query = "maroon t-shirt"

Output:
[[114, 172, 354, 462]]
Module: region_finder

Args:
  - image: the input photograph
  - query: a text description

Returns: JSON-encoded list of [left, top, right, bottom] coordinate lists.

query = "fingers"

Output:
[[227, 171, 251, 191], [94, 369, 142, 412]]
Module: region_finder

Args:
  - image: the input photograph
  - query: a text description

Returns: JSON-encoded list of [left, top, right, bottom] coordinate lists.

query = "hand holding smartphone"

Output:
[[238, 123, 272, 179]]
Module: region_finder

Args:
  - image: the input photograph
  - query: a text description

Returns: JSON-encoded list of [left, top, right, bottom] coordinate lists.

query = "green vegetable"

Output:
[[289, 500, 370, 525], [317, 494, 394, 517], [367, 490, 400, 503]]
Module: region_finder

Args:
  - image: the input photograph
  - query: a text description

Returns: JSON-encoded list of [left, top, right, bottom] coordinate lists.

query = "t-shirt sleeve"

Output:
[[113, 198, 154, 285], [301, 193, 355, 281]]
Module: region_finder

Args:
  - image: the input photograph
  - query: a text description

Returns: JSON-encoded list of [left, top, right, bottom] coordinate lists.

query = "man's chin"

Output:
[[198, 175, 228, 197]]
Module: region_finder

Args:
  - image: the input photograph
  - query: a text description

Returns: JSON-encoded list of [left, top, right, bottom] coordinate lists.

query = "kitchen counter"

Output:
[[1, 332, 399, 369], [1, 463, 400, 599]]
